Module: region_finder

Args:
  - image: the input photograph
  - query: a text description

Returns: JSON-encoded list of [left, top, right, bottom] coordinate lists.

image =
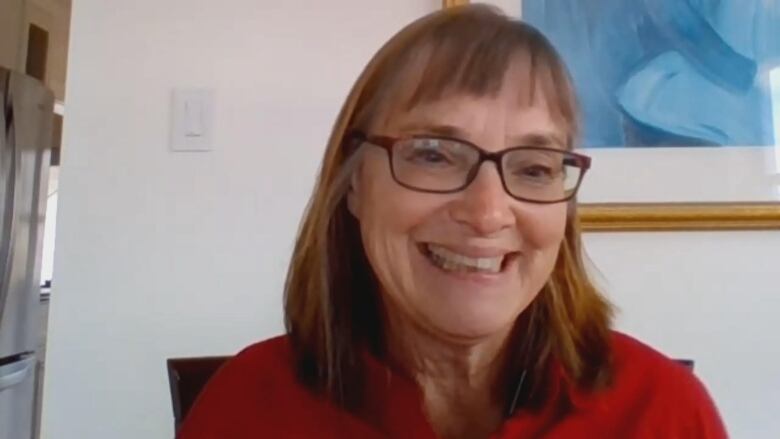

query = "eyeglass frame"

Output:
[[349, 131, 592, 204]]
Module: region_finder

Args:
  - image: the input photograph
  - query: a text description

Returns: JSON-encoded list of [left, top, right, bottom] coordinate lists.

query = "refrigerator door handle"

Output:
[[0, 354, 35, 392], [0, 75, 18, 322]]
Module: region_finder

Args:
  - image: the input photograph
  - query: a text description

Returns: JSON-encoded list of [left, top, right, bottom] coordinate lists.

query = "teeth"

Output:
[[426, 244, 505, 274]]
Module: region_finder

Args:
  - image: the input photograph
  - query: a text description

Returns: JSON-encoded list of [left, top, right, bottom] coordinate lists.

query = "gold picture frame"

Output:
[[440, 0, 780, 232], [578, 203, 780, 232], [442, 0, 469, 7]]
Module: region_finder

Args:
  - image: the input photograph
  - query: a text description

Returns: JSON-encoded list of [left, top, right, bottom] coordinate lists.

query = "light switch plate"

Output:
[[171, 88, 215, 152]]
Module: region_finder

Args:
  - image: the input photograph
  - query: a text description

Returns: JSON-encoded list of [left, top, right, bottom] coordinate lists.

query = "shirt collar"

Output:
[[358, 350, 601, 438]]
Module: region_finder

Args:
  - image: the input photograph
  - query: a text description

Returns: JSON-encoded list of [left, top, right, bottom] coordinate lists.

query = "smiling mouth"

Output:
[[418, 243, 517, 275]]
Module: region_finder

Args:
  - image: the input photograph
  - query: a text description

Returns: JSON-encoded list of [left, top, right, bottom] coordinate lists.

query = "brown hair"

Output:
[[284, 4, 613, 414]]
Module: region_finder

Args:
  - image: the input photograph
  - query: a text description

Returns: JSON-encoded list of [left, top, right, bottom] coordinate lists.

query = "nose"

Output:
[[449, 163, 515, 236]]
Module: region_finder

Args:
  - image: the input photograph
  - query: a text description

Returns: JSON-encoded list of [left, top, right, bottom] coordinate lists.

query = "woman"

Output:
[[179, 5, 727, 439]]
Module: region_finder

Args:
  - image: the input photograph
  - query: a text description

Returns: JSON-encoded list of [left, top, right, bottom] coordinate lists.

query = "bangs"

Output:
[[354, 5, 579, 148]]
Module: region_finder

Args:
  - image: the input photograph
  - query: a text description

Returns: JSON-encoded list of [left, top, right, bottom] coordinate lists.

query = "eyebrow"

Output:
[[397, 122, 466, 138], [398, 122, 567, 149], [508, 132, 566, 149]]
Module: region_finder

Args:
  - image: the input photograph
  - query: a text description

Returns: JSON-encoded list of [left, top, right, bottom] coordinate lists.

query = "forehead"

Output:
[[381, 87, 567, 148], [367, 55, 574, 148]]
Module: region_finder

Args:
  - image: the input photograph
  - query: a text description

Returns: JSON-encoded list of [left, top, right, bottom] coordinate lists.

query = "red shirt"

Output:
[[179, 332, 727, 438]]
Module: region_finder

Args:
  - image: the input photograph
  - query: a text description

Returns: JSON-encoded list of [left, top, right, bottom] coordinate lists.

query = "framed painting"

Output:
[[443, 0, 780, 231]]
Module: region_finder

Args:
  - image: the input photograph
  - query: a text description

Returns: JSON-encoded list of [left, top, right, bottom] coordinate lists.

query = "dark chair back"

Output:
[[675, 358, 695, 370], [167, 356, 231, 433]]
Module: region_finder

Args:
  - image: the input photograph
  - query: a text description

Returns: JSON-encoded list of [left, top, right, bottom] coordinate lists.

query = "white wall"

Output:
[[43, 1, 780, 439], [481, 0, 521, 17], [42, 1, 439, 438], [585, 232, 780, 439]]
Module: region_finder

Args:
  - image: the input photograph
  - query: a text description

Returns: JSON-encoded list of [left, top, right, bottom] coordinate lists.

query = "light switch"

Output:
[[184, 100, 204, 137], [171, 88, 214, 152]]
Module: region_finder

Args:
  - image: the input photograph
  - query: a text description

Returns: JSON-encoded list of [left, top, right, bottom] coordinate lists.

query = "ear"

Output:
[[346, 168, 361, 219]]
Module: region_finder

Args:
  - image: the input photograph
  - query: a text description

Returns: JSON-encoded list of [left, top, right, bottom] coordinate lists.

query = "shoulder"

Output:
[[220, 335, 295, 378], [610, 331, 683, 374], [178, 336, 381, 438], [590, 331, 728, 438], [608, 331, 708, 402], [176, 335, 303, 437], [200, 335, 298, 396]]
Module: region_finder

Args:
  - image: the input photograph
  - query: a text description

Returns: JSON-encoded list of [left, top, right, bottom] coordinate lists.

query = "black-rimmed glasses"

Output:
[[352, 132, 591, 204]]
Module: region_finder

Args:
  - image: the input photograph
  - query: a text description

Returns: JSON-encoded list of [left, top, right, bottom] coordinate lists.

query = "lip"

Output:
[[420, 242, 518, 259], [416, 242, 520, 282]]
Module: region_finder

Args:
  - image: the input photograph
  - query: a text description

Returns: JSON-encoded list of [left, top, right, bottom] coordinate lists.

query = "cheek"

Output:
[[357, 158, 426, 241], [355, 159, 440, 301], [522, 203, 567, 248], [517, 203, 568, 279]]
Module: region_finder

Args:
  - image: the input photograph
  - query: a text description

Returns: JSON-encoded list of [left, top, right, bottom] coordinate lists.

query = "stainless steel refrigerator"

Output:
[[0, 66, 54, 439]]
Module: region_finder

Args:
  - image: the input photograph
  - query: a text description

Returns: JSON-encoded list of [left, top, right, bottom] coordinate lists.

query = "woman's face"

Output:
[[348, 83, 569, 343]]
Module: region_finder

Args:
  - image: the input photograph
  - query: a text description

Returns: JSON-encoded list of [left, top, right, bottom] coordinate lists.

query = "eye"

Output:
[[519, 164, 554, 179], [505, 149, 566, 183], [411, 148, 450, 164], [399, 138, 459, 166]]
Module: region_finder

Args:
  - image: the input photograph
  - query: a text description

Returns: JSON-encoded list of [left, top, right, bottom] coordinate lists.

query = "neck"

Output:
[[385, 314, 514, 439]]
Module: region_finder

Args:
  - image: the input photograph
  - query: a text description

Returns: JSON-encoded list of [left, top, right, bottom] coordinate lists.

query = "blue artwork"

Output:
[[523, 0, 780, 148]]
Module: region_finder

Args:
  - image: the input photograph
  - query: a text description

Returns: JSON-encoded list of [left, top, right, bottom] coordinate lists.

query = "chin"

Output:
[[421, 302, 524, 342]]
